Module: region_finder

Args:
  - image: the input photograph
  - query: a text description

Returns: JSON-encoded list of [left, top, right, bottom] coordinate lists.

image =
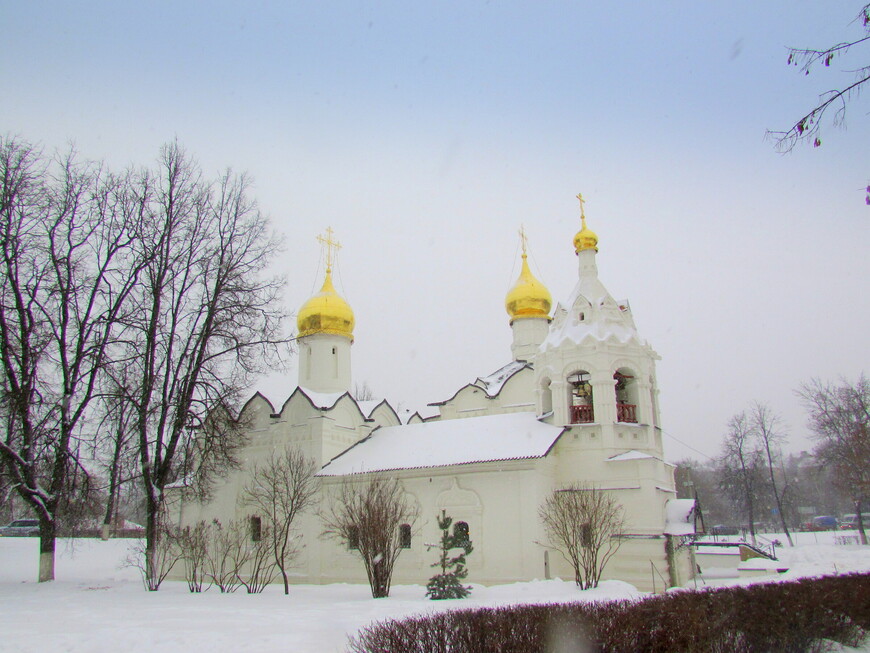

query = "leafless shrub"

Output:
[[241, 446, 318, 594], [539, 484, 625, 590], [322, 475, 418, 598], [177, 521, 210, 592]]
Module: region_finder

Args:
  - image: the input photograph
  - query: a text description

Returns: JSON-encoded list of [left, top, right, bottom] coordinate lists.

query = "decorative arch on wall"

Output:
[[435, 478, 482, 562]]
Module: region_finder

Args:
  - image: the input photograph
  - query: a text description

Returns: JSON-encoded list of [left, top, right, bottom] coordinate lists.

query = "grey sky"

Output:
[[2, 1, 867, 461]]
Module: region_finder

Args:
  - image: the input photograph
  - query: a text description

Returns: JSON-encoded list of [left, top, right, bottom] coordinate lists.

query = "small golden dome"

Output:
[[297, 268, 355, 340], [573, 193, 598, 254], [505, 253, 552, 322]]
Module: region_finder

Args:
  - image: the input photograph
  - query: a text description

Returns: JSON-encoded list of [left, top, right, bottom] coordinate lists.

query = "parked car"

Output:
[[0, 519, 40, 537], [809, 515, 839, 531], [839, 514, 870, 530]]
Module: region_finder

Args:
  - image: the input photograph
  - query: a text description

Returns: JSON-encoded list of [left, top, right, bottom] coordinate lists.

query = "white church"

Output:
[[171, 196, 696, 591]]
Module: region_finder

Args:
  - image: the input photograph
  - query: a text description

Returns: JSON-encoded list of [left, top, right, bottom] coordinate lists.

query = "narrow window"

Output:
[[454, 521, 470, 546], [580, 523, 592, 548], [399, 523, 412, 549], [250, 516, 262, 542], [348, 525, 360, 550]]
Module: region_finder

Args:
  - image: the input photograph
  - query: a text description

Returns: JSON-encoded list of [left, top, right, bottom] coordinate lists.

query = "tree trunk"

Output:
[[145, 493, 159, 591], [856, 499, 868, 546], [38, 515, 56, 583]]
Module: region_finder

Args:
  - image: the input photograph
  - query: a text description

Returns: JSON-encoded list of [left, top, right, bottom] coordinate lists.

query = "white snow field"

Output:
[[0, 532, 868, 653]]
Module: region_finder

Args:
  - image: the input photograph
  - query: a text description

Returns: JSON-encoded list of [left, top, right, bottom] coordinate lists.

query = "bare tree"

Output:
[[768, 4, 870, 203], [94, 373, 140, 540], [750, 403, 794, 546], [0, 137, 144, 581], [353, 381, 376, 401], [116, 142, 289, 590], [241, 446, 318, 594], [717, 412, 765, 545], [322, 475, 418, 598], [798, 375, 870, 544], [539, 485, 626, 590]]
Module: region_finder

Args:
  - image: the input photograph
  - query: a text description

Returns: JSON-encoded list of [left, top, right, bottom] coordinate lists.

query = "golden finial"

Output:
[[316, 226, 342, 272], [573, 193, 598, 254], [518, 224, 529, 257]]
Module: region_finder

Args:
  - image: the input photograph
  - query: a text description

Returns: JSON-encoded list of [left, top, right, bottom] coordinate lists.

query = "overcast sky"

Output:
[[3, 1, 867, 462]]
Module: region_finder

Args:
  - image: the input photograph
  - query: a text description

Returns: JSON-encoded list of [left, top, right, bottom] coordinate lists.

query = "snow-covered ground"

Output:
[[0, 532, 868, 653]]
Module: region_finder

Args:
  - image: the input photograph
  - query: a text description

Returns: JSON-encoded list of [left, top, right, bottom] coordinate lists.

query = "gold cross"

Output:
[[518, 224, 528, 256], [316, 226, 342, 272], [576, 193, 586, 220]]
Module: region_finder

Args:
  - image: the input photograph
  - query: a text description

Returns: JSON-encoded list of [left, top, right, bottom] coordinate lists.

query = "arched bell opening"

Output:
[[614, 368, 639, 423], [567, 370, 594, 423]]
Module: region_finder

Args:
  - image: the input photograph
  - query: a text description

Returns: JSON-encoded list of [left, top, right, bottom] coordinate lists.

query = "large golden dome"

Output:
[[573, 193, 599, 254], [297, 268, 355, 340], [505, 252, 552, 323]]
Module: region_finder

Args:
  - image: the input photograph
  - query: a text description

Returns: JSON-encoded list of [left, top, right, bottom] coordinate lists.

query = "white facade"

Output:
[[171, 215, 694, 592]]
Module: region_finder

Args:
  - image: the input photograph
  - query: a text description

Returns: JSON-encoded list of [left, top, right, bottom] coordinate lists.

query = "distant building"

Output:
[[170, 196, 694, 590]]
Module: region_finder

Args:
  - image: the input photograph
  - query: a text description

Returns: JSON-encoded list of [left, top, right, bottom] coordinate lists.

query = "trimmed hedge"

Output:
[[349, 573, 870, 652]]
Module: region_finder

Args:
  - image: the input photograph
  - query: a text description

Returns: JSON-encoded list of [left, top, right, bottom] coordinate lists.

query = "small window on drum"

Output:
[[250, 516, 262, 542]]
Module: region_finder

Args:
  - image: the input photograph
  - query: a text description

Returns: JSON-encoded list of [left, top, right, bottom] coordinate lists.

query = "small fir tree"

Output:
[[425, 510, 473, 600]]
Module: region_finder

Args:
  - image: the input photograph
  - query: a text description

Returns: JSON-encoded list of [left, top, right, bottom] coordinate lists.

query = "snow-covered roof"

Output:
[[356, 400, 382, 418], [317, 411, 565, 476], [474, 361, 529, 396], [607, 450, 660, 462], [664, 498, 697, 536], [430, 361, 530, 406], [298, 387, 346, 410]]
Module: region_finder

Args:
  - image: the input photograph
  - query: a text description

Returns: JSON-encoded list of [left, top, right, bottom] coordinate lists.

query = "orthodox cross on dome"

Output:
[[518, 224, 529, 257], [576, 193, 587, 222], [316, 226, 342, 272]]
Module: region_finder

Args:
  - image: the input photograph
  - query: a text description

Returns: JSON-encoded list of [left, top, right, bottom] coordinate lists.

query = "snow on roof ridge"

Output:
[[317, 411, 565, 477], [607, 450, 660, 462], [475, 360, 529, 396]]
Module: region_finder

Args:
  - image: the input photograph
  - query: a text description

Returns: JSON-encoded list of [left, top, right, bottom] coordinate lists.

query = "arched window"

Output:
[[250, 516, 262, 542], [614, 369, 639, 423], [567, 370, 594, 423], [348, 525, 360, 550], [399, 523, 412, 549], [454, 521, 470, 546]]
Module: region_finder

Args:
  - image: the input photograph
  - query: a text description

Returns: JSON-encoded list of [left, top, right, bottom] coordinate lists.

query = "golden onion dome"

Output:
[[505, 253, 552, 322], [297, 268, 355, 340], [573, 193, 598, 254]]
